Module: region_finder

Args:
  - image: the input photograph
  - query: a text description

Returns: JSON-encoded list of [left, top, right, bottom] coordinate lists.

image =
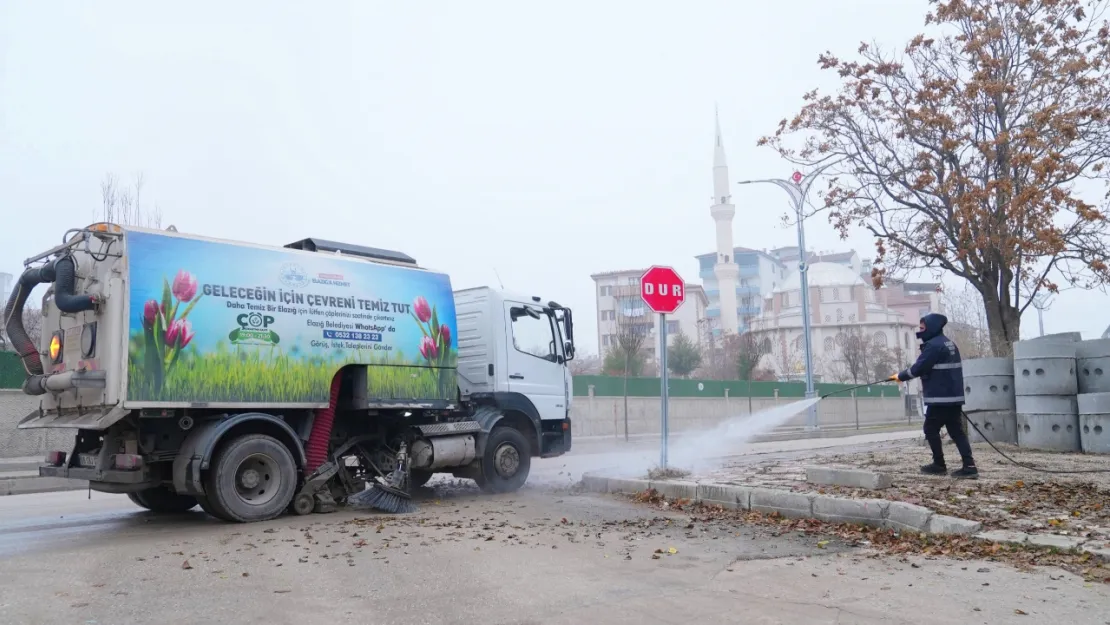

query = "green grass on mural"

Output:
[[127, 337, 456, 403]]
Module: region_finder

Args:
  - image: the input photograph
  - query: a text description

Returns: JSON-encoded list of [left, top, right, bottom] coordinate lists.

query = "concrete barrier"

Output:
[[1013, 340, 1078, 396], [1078, 339, 1110, 394], [1078, 392, 1110, 454], [965, 409, 1019, 445], [963, 357, 1016, 411], [1016, 395, 1081, 452]]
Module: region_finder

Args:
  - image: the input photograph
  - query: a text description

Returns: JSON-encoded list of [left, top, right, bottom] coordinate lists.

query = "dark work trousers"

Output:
[[923, 404, 976, 468]]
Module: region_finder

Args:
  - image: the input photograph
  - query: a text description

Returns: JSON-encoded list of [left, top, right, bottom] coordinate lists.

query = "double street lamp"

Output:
[[737, 163, 834, 430]]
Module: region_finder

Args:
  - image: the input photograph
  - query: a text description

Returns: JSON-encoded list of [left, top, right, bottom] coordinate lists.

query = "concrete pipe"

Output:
[[963, 357, 1016, 412], [964, 409, 1018, 445], [1030, 332, 1083, 343], [1016, 394, 1081, 452], [1078, 391, 1110, 454], [1013, 340, 1078, 397], [1077, 339, 1110, 395]]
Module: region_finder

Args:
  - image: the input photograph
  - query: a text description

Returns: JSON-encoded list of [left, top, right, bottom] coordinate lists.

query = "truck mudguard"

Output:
[[172, 412, 307, 495]]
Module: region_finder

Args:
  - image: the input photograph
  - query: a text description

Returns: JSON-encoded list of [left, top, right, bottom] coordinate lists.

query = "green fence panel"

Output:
[[0, 351, 25, 389], [571, 375, 901, 399]]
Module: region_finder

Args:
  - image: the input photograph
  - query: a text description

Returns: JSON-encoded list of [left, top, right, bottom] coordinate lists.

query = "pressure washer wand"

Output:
[[818, 379, 894, 400]]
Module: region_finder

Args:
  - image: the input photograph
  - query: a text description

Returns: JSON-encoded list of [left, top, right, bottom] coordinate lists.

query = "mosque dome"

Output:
[[773, 262, 865, 294]]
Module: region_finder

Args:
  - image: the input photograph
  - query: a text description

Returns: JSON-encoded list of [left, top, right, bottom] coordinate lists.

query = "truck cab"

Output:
[[454, 287, 575, 458]]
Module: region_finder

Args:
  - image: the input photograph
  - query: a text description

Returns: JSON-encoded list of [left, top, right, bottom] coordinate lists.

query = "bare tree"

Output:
[[770, 334, 806, 381], [761, 0, 1110, 356], [836, 328, 870, 384], [99, 172, 163, 227], [600, 289, 652, 441], [1, 306, 43, 352], [568, 353, 602, 376], [943, 283, 992, 358]]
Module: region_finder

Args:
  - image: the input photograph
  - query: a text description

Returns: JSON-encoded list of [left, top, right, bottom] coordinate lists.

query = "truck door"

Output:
[[504, 302, 566, 421]]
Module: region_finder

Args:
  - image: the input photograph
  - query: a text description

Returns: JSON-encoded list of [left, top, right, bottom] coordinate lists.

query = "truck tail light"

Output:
[[49, 331, 63, 363], [112, 454, 143, 471], [45, 451, 66, 467]]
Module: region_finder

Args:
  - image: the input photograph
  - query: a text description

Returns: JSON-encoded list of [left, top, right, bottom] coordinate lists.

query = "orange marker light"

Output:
[[49, 333, 62, 362]]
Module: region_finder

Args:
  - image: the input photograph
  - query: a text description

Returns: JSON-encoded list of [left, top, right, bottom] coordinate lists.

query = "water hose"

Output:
[[961, 411, 1110, 474], [818, 379, 891, 399]]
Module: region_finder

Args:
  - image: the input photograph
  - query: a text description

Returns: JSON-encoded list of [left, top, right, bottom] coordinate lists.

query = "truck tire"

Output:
[[202, 433, 298, 523], [127, 487, 199, 514], [475, 426, 531, 494]]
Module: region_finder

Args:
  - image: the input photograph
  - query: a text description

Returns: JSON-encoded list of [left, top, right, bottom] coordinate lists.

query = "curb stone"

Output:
[[0, 476, 86, 496], [579, 470, 987, 537]]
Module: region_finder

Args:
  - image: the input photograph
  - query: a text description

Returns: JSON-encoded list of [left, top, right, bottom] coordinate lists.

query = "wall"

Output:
[[0, 390, 71, 458], [571, 392, 909, 437]]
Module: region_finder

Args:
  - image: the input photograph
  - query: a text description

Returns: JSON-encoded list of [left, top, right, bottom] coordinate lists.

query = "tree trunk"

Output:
[[979, 290, 1021, 357]]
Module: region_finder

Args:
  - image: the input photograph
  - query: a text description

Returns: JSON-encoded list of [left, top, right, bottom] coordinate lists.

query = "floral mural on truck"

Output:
[[126, 231, 458, 404]]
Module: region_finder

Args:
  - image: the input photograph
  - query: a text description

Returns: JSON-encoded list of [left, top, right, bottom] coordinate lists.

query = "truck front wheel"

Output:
[[203, 433, 298, 523], [127, 487, 198, 514], [475, 426, 531, 494]]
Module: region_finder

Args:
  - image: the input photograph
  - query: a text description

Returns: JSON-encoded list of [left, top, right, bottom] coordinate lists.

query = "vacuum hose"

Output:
[[3, 256, 98, 396]]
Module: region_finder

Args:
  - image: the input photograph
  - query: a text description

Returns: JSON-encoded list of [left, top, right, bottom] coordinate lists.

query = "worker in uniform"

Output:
[[889, 313, 978, 479]]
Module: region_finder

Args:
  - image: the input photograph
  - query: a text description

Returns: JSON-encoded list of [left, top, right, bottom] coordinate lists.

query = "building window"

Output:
[[824, 314, 831, 323], [836, 332, 847, 347], [824, 337, 834, 352], [836, 308, 843, 322], [904, 333, 910, 348], [848, 313, 856, 323], [874, 332, 887, 347], [599, 286, 612, 296], [601, 310, 615, 321], [832, 287, 840, 300], [666, 320, 679, 334]]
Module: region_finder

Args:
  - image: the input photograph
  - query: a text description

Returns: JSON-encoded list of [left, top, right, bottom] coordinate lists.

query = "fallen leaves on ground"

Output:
[[629, 489, 1110, 584]]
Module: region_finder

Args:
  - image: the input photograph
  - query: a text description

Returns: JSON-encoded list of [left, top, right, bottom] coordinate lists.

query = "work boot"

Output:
[[950, 466, 979, 480], [920, 462, 947, 475]]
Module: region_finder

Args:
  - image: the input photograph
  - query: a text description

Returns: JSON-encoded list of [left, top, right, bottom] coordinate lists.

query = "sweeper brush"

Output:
[[349, 442, 418, 514]]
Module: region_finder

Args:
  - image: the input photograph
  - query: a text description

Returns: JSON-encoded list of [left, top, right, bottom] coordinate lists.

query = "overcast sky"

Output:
[[2, 0, 1106, 354]]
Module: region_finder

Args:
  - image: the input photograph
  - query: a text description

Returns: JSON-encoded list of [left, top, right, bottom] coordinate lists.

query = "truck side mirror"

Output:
[[564, 341, 575, 360]]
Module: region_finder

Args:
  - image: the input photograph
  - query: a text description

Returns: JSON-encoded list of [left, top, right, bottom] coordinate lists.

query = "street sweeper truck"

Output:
[[6, 224, 576, 522]]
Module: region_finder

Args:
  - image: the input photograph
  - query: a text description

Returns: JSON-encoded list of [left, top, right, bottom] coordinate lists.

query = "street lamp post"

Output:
[[737, 164, 835, 431], [1031, 293, 1054, 337]]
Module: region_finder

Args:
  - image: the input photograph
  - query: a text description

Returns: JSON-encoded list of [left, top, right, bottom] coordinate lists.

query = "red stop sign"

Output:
[[640, 266, 686, 314]]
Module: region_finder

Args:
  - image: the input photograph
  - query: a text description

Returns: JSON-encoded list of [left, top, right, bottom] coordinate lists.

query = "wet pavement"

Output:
[[0, 434, 1106, 624]]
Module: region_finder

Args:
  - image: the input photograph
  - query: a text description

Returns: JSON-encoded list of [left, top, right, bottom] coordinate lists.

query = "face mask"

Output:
[[916, 329, 926, 340]]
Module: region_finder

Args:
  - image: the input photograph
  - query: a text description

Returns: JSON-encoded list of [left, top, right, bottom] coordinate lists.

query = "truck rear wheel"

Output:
[[475, 426, 531, 494], [127, 487, 199, 514], [203, 433, 297, 523]]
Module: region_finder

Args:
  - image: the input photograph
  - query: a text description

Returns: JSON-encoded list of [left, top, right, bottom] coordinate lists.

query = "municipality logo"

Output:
[[229, 312, 280, 346], [279, 262, 309, 288]]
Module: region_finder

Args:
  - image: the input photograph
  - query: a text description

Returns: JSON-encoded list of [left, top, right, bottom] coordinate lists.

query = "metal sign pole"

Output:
[[659, 312, 669, 468]]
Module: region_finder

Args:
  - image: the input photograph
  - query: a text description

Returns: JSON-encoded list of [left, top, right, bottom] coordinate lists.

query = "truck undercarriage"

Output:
[[36, 395, 572, 522]]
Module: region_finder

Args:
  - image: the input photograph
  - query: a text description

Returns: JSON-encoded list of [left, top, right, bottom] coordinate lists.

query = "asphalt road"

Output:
[[0, 440, 1107, 624]]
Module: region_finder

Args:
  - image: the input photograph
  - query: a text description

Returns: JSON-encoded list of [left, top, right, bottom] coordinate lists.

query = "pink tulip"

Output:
[[172, 270, 198, 303], [413, 296, 432, 323], [164, 319, 195, 349], [143, 300, 161, 329], [419, 335, 438, 360], [440, 324, 451, 348]]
